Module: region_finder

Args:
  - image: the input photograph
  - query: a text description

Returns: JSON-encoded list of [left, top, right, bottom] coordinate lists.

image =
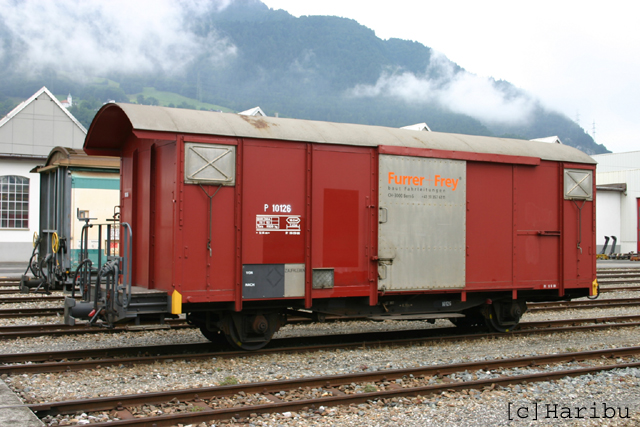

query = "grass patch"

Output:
[[363, 384, 377, 393], [219, 375, 239, 386], [129, 87, 233, 112]]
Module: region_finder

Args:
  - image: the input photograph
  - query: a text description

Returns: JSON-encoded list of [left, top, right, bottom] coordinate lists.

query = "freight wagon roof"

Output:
[[84, 103, 596, 165], [32, 146, 120, 173]]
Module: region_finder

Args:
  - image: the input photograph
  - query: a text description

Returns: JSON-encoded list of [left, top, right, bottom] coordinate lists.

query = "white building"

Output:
[[401, 123, 431, 132], [0, 87, 86, 262], [531, 136, 563, 144], [592, 151, 640, 254], [239, 106, 266, 117]]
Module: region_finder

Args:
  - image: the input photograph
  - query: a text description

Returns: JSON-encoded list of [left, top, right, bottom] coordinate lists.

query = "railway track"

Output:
[[528, 296, 640, 311], [0, 307, 63, 318], [2, 268, 639, 425], [1, 291, 639, 323], [0, 295, 67, 304], [0, 282, 20, 288], [599, 285, 640, 292], [2, 314, 640, 375], [0, 320, 192, 339], [598, 279, 640, 285], [0, 294, 636, 333], [26, 345, 640, 426], [1, 285, 639, 320]]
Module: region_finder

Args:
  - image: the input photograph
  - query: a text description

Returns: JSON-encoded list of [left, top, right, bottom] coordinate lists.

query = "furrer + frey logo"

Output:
[[387, 172, 459, 191]]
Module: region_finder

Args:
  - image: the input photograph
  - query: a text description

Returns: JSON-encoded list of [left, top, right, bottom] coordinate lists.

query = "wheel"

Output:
[[223, 313, 280, 351], [486, 308, 514, 332], [451, 313, 485, 329], [484, 301, 525, 333], [199, 326, 228, 345]]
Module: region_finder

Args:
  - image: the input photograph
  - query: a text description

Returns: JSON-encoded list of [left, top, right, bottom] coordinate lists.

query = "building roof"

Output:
[[0, 87, 86, 133], [239, 106, 266, 117], [0, 87, 87, 159], [531, 136, 562, 144], [596, 183, 627, 193], [401, 122, 431, 132], [84, 103, 596, 165]]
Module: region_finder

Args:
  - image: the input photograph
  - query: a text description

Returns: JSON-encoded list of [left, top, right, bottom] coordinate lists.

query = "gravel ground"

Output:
[[1, 290, 640, 426]]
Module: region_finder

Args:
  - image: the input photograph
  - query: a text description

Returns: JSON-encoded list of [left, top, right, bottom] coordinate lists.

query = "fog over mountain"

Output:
[[349, 51, 536, 126], [0, 0, 237, 76], [0, 0, 608, 154]]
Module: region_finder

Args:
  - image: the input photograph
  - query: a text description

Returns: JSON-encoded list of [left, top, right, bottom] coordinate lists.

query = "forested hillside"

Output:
[[0, 0, 608, 154]]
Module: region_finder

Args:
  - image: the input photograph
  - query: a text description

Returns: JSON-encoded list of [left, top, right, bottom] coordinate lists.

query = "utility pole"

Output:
[[197, 71, 202, 102]]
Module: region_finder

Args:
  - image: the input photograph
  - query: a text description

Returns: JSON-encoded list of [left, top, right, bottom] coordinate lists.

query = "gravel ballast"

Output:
[[1, 292, 639, 426]]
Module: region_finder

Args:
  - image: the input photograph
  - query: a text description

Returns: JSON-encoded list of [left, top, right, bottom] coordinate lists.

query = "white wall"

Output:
[[593, 151, 640, 173], [0, 157, 42, 262], [596, 169, 640, 253], [595, 190, 621, 253]]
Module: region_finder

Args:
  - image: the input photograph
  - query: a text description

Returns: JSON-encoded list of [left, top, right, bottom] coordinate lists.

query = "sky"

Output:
[[261, 0, 640, 153], [1, 0, 637, 153]]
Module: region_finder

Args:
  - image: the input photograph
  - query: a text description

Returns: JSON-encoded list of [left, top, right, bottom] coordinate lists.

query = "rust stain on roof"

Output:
[[239, 114, 275, 130]]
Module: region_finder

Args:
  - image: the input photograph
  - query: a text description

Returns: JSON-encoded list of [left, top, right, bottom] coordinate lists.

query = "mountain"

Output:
[[0, 0, 608, 154]]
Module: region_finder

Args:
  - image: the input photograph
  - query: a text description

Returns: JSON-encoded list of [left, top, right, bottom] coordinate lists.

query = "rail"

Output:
[[25, 346, 640, 424]]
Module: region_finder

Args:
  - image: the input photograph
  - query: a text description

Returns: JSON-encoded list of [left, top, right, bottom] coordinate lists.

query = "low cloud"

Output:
[[0, 0, 237, 78], [349, 52, 535, 125]]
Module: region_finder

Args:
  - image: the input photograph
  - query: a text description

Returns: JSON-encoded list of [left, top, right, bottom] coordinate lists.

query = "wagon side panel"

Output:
[[465, 162, 514, 288], [240, 140, 306, 300], [149, 141, 177, 291], [562, 164, 596, 290], [311, 145, 374, 296], [513, 161, 561, 287], [177, 137, 238, 300]]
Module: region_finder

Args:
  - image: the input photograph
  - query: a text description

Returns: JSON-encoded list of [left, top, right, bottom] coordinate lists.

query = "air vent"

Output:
[[312, 268, 334, 289], [564, 169, 593, 200], [184, 143, 235, 185]]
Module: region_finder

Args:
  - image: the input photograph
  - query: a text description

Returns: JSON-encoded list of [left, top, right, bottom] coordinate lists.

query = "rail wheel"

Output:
[[222, 312, 281, 351], [484, 300, 526, 333], [199, 326, 227, 345], [451, 310, 485, 328]]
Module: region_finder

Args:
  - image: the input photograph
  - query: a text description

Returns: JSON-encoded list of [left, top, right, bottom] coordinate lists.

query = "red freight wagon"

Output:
[[65, 103, 597, 349]]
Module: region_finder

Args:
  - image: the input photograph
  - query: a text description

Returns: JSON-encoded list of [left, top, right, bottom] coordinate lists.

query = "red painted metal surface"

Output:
[[513, 162, 561, 287], [241, 140, 306, 265], [465, 160, 595, 292], [310, 145, 374, 290], [465, 162, 514, 288], [562, 164, 597, 290], [109, 122, 595, 307]]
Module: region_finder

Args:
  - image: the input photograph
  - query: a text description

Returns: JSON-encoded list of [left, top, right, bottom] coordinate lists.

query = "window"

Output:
[[184, 143, 236, 185], [564, 169, 593, 201], [0, 176, 29, 229]]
